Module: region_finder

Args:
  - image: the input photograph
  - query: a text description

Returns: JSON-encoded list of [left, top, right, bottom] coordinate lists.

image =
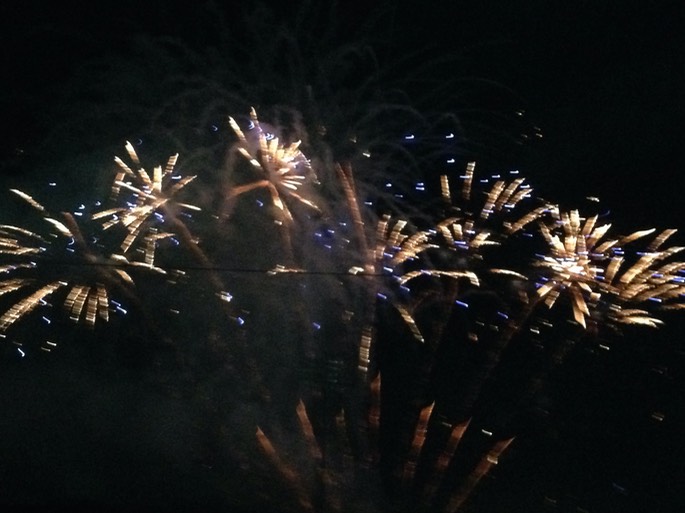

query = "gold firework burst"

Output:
[[534, 210, 608, 328], [373, 215, 466, 344], [425, 166, 549, 289], [442, 162, 543, 227], [441, 163, 549, 238], [0, 190, 156, 332], [92, 142, 200, 259], [375, 215, 438, 273], [598, 227, 685, 327], [228, 108, 319, 222], [534, 210, 685, 329]]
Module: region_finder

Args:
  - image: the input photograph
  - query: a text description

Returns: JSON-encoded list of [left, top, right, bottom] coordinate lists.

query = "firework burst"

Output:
[[92, 141, 200, 261], [227, 108, 320, 223], [368, 162, 547, 332], [533, 210, 685, 329], [2, 100, 685, 513], [0, 190, 159, 334], [431, 164, 550, 277]]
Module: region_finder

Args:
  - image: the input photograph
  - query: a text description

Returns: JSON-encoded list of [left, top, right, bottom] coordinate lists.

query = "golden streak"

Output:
[[399, 270, 479, 287], [0, 278, 28, 296], [394, 303, 425, 343], [255, 427, 313, 512], [462, 161, 475, 201], [96, 284, 109, 322], [85, 288, 98, 326], [481, 180, 505, 219], [402, 402, 435, 483], [296, 400, 322, 462], [421, 419, 472, 503], [358, 326, 373, 373], [68, 285, 90, 322], [440, 174, 451, 203], [10, 189, 47, 213], [0, 281, 65, 331], [506, 205, 552, 234], [446, 437, 515, 512], [124, 141, 140, 165], [44, 217, 73, 237]]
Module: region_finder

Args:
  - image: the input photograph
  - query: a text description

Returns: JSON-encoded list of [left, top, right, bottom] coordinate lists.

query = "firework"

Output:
[[93, 141, 200, 258], [0, 190, 158, 334], [227, 108, 320, 224], [3, 105, 685, 513], [533, 210, 685, 330]]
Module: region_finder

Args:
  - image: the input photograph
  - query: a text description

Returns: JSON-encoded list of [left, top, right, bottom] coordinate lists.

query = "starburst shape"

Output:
[[598, 228, 685, 327], [1, 190, 160, 332], [92, 142, 199, 260], [534, 210, 611, 327], [376, 215, 480, 288], [370, 215, 479, 344], [228, 108, 319, 222], [427, 165, 549, 284], [534, 210, 685, 328], [441, 162, 548, 234]]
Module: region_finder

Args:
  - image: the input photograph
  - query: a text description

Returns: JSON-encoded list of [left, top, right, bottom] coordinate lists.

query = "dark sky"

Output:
[[2, 0, 684, 229], [1, 1, 685, 512]]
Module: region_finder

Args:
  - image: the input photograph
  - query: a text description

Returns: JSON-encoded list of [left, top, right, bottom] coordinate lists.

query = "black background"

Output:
[[1, 1, 684, 511]]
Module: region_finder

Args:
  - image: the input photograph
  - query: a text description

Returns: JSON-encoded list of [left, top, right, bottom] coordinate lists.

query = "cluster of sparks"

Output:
[[93, 141, 199, 262], [1, 109, 684, 511], [0, 190, 143, 334], [228, 108, 319, 223], [535, 210, 685, 329]]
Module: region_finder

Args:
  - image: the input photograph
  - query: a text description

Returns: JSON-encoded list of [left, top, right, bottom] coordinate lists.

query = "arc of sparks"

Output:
[[376, 215, 438, 270]]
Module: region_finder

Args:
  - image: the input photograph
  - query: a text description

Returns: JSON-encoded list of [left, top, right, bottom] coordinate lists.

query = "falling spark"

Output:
[[402, 402, 435, 483], [421, 419, 472, 504], [445, 437, 515, 512], [255, 427, 314, 512]]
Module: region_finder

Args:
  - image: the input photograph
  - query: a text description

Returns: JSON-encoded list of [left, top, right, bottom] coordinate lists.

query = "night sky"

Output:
[[1, 1, 685, 512], [3, 1, 684, 225]]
